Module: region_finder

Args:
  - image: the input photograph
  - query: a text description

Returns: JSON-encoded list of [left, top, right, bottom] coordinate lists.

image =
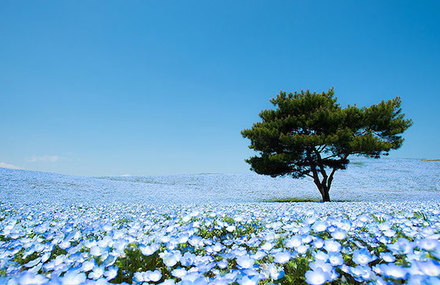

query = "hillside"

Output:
[[1, 158, 439, 204]]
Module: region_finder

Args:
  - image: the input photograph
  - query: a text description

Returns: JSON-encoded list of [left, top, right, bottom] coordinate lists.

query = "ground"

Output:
[[0, 158, 439, 284]]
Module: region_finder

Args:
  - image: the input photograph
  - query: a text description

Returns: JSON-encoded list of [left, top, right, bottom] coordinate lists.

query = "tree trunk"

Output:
[[316, 184, 331, 202], [321, 187, 330, 202], [309, 160, 332, 202], [311, 181, 332, 202]]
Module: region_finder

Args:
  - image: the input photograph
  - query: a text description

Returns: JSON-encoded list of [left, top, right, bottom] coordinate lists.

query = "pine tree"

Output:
[[241, 88, 412, 202]]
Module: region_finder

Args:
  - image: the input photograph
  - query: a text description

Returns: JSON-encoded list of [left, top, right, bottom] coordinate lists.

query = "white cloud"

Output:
[[121, 174, 132, 177], [0, 162, 22, 169]]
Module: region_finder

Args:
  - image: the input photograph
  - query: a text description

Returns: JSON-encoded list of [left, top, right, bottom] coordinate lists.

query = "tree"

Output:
[[241, 88, 412, 202]]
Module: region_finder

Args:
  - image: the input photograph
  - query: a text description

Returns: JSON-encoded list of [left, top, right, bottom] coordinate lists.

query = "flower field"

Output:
[[0, 159, 439, 284], [1, 202, 440, 284]]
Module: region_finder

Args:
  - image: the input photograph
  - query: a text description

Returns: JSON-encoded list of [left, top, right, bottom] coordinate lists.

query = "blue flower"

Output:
[[305, 268, 330, 285], [417, 238, 440, 251], [331, 229, 347, 240], [349, 265, 373, 282], [236, 255, 254, 269], [415, 260, 440, 277], [328, 252, 344, 266], [274, 251, 291, 264], [380, 252, 395, 263], [352, 248, 376, 266], [324, 239, 341, 253], [379, 264, 407, 279]]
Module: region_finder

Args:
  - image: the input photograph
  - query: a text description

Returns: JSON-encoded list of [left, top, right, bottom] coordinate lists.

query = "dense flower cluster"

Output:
[[1, 201, 440, 284], [1, 158, 439, 205]]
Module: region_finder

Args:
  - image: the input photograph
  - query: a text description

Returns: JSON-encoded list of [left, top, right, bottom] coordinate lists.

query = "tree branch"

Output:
[[321, 154, 339, 160], [312, 147, 328, 185], [327, 154, 349, 189], [306, 148, 323, 195], [317, 144, 327, 152]]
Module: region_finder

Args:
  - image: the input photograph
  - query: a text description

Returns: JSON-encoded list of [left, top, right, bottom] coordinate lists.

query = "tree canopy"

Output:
[[241, 88, 412, 202]]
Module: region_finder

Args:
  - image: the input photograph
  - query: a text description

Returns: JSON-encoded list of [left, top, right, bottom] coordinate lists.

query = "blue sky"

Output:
[[0, 0, 439, 176]]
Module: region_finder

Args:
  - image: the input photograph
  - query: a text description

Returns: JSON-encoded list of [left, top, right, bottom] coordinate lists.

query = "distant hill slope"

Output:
[[1, 158, 439, 204]]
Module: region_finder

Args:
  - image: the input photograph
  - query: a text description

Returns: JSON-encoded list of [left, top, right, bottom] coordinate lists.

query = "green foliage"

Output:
[[276, 256, 311, 284], [111, 247, 170, 284], [242, 88, 412, 201], [197, 220, 261, 241], [13, 249, 40, 266], [414, 211, 429, 222], [50, 245, 67, 259], [371, 214, 386, 223], [0, 235, 12, 242]]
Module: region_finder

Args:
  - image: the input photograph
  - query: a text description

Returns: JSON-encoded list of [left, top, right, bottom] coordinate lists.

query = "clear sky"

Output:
[[0, 0, 439, 176]]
